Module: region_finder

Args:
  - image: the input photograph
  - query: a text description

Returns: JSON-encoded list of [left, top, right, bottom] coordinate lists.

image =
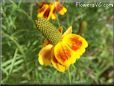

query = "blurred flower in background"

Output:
[[37, 1, 67, 20]]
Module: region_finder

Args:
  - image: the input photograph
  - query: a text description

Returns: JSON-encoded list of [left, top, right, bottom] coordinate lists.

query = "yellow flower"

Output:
[[37, 1, 67, 20], [36, 18, 88, 72]]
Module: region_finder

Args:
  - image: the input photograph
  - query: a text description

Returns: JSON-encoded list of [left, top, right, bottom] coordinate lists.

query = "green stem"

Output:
[[68, 68, 71, 84], [56, 15, 60, 27]]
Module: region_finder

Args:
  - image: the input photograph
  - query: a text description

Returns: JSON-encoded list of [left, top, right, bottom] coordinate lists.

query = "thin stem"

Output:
[[56, 15, 60, 27], [68, 68, 71, 84]]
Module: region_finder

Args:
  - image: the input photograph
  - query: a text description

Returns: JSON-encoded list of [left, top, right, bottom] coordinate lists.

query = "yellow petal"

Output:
[[54, 1, 67, 15], [37, 3, 55, 20], [63, 34, 88, 51], [38, 44, 53, 65], [46, 4, 55, 20], [51, 56, 69, 72], [37, 4, 49, 18], [51, 49, 69, 72], [51, 13, 56, 20], [58, 7, 67, 15], [37, 1, 67, 20], [63, 34, 88, 63], [54, 42, 73, 66], [62, 26, 72, 37]]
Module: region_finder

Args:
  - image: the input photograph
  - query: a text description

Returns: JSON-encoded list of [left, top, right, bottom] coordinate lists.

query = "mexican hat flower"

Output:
[[35, 18, 88, 72], [37, 1, 67, 20]]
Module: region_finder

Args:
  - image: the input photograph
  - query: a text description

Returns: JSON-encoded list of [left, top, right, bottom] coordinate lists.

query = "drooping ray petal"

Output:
[[43, 7, 51, 19], [37, 4, 49, 18], [37, 3, 55, 20], [54, 42, 74, 66], [46, 4, 55, 20], [51, 48, 69, 72], [38, 44, 53, 65], [51, 55, 69, 72], [63, 34, 88, 51], [37, 1, 67, 20], [63, 34, 88, 63], [51, 13, 56, 20], [54, 1, 67, 15], [58, 7, 67, 15]]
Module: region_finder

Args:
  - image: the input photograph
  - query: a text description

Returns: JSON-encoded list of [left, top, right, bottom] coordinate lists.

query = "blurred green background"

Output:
[[1, 0, 114, 84]]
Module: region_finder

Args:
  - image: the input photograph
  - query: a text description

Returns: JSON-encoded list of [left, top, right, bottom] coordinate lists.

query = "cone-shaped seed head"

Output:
[[35, 18, 62, 45]]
